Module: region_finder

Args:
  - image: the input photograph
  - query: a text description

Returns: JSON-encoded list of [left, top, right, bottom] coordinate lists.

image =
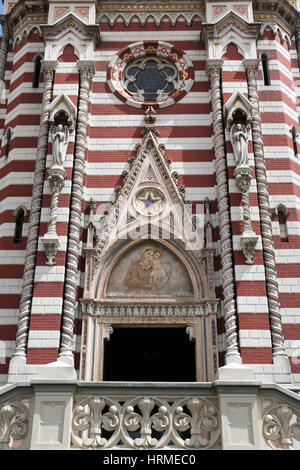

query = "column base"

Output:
[[216, 363, 256, 381], [36, 361, 77, 379]]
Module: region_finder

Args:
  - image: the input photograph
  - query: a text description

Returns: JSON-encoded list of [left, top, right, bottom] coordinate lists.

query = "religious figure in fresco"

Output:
[[149, 250, 170, 289], [230, 123, 249, 167], [51, 124, 69, 167], [106, 242, 193, 297], [123, 246, 155, 293], [123, 246, 170, 293]]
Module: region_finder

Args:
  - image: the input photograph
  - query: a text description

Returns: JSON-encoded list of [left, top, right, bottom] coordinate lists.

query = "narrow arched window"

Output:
[[32, 55, 42, 88], [5, 128, 12, 159], [291, 125, 298, 158], [276, 205, 288, 242], [14, 208, 25, 243], [261, 54, 270, 86]]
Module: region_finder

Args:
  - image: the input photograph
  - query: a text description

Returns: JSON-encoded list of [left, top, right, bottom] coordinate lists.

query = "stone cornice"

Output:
[[40, 12, 100, 46], [97, 0, 204, 27], [80, 299, 219, 317], [253, 0, 299, 36], [5, 0, 48, 39]]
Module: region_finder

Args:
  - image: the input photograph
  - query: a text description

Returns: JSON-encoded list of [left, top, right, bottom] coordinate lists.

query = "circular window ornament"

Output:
[[108, 41, 194, 108], [134, 188, 165, 216]]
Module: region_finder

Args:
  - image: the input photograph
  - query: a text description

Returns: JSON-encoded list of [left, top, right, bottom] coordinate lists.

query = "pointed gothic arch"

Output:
[[94, 238, 205, 302], [79, 107, 218, 383]]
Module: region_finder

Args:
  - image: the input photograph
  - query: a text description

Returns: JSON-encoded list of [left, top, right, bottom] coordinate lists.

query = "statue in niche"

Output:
[[51, 124, 69, 167], [230, 123, 249, 168]]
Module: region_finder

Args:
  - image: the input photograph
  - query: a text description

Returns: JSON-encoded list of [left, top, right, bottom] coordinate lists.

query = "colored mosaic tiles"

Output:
[[55, 7, 69, 20], [213, 6, 227, 17], [233, 4, 248, 18], [212, 4, 249, 19], [76, 7, 89, 19]]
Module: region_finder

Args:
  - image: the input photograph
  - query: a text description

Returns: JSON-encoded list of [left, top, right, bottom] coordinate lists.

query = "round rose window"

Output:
[[108, 41, 194, 108], [123, 56, 178, 101]]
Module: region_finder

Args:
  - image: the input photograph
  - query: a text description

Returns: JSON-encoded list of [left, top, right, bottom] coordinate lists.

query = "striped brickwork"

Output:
[[221, 43, 273, 367], [0, 7, 300, 387], [257, 30, 300, 384], [0, 30, 45, 382], [26, 45, 79, 366]]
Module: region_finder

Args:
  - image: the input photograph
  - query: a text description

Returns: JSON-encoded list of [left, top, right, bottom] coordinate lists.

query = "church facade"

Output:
[[0, 0, 300, 451]]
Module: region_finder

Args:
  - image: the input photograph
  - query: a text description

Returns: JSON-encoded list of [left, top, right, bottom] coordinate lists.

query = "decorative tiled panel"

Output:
[[54, 7, 69, 20], [233, 4, 248, 18], [76, 7, 89, 20], [213, 5, 227, 17]]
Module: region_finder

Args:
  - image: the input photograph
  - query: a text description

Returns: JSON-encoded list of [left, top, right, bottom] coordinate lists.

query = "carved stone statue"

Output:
[[230, 123, 249, 168], [51, 124, 69, 167]]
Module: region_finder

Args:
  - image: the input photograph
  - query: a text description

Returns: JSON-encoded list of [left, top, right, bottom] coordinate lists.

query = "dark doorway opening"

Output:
[[103, 327, 196, 382]]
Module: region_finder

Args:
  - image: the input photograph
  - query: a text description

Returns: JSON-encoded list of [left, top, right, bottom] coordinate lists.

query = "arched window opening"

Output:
[[32, 55, 42, 88], [261, 54, 270, 86], [5, 128, 12, 159], [276, 205, 289, 242], [14, 208, 25, 244], [291, 125, 298, 158]]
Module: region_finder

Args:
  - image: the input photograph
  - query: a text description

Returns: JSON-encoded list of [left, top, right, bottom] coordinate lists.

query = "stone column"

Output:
[[58, 60, 94, 365], [206, 60, 241, 365], [0, 17, 9, 83], [295, 28, 300, 72], [10, 61, 57, 363], [243, 58, 289, 365]]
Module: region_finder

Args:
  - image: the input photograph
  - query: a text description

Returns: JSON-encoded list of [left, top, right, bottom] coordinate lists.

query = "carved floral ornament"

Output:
[[263, 403, 300, 450], [108, 41, 194, 108], [71, 396, 221, 450], [0, 399, 30, 450]]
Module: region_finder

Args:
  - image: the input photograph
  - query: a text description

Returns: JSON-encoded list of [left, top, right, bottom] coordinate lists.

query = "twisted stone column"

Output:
[[206, 60, 242, 364], [58, 61, 94, 364], [295, 28, 300, 72], [0, 18, 9, 84], [243, 59, 288, 364], [10, 61, 57, 361]]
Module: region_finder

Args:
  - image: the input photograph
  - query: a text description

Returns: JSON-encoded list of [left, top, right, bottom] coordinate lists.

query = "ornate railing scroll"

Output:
[[0, 399, 30, 450], [71, 396, 221, 450], [262, 402, 300, 450]]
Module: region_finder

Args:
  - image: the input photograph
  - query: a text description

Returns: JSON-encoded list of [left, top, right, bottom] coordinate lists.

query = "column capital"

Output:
[[206, 59, 224, 78], [41, 60, 58, 79], [243, 58, 260, 76], [0, 16, 9, 36], [77, 60, 95, 80]]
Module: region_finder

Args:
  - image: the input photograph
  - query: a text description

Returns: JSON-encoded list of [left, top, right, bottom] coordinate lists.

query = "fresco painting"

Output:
[[106, 243, 193, 297]]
